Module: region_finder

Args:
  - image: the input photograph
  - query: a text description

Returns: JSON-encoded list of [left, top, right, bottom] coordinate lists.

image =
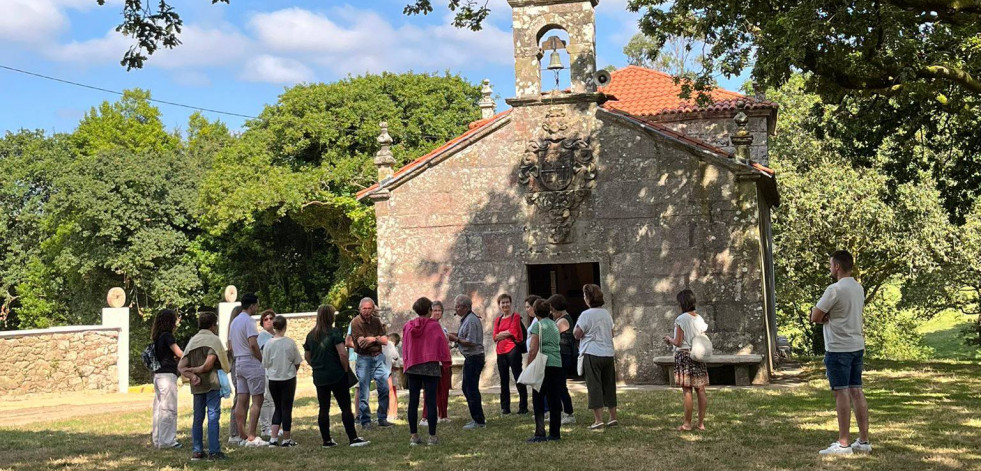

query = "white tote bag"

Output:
[[517, 323, 549, 391], [518, 351, 548, 391], [690, 333, 713, 362]]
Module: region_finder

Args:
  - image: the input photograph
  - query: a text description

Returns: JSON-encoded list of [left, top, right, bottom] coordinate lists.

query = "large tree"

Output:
[[198, 72, 482, 308], [767, 74, 960, 358], [0, 91, 225, 329]]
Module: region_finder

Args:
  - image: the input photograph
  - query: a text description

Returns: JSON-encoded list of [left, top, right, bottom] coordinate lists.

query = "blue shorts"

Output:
[[824, 350, 864, 390]]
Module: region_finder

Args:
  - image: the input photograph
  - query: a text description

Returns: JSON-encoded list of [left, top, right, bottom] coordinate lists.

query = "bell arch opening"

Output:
[[537, 28, 572, 92]]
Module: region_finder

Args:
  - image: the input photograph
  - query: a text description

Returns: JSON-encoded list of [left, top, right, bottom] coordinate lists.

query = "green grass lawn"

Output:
[[918, 310, 980, 359], [2, 359, 980, 470]]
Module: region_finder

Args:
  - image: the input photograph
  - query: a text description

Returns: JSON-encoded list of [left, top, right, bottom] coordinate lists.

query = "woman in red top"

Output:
[[493, 293, 527, 415]]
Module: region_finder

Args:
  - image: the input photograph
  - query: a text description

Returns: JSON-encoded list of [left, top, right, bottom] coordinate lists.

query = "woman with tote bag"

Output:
[[519, 299, 565, 442], [662, 289, 710, 431]]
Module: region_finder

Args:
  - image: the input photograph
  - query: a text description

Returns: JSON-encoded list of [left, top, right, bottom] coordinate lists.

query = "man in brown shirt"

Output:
[[349, 298, 392, 428]]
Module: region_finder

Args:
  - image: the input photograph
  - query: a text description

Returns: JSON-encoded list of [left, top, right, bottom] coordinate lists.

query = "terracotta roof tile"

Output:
[[600, 65, 778, 117]]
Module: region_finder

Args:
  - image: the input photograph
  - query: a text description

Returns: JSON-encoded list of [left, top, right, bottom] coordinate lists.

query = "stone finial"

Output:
[[730, 102, 754, 162], [479, 79, 496, 119], [752, 80, 766, 101], [223, 285, 238, 303], [374, 122, 395, 182], [106, 287, 126, 308]]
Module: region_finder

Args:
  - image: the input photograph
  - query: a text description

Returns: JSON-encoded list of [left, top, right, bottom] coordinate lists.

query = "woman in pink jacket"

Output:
[[402, 297, 453, 446]]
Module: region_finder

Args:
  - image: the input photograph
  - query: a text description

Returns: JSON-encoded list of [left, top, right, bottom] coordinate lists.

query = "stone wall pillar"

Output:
[[218, 302, 241, 348], [218, 285, 240, 348], [101, 307, 129, 393]]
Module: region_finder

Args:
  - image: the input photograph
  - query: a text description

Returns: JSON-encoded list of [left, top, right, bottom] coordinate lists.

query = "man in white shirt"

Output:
[[230, 293, 267, 447], [810, 250, 871, 455]]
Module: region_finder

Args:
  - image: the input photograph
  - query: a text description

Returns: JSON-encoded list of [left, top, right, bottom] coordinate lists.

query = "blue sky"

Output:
[[0, 0, 748, 135]]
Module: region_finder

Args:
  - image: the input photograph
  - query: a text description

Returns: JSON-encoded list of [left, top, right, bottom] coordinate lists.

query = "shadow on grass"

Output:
[[921, 321, 979, 359]]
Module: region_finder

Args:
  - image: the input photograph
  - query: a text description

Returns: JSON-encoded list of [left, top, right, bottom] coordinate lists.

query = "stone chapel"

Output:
[[357, 0, 780, 384]]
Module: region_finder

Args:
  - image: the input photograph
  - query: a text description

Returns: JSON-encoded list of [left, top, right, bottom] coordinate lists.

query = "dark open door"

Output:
[[527, 262, 600, 320]]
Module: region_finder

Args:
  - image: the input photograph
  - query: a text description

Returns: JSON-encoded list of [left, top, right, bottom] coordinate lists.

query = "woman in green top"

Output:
[[303, 305, 370, 448], [526, 299, 565, 442]]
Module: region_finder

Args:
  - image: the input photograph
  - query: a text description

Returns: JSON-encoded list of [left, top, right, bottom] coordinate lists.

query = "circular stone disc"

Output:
[[223, 285, 238, 303], [107, 287, 126, 308]]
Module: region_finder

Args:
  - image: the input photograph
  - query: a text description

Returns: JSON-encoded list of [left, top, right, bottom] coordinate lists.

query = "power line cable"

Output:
[[0, 64, 258, 119]]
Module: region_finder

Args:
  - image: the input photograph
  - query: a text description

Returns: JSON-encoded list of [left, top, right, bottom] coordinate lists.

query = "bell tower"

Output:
[[508, 0, 599, 102]]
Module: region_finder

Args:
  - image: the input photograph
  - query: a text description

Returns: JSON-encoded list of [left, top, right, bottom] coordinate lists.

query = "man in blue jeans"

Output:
[[179, 311, 230, 461], [448, 294, 486, 429], [349, 298, 392, 429], [811, 250, 872, 455]]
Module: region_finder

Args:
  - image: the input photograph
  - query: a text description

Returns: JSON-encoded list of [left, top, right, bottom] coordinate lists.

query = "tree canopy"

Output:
[[199, 72, 481, 307]]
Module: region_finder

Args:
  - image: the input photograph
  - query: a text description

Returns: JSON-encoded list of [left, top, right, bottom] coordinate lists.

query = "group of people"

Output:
[[148, 249, 872, 460]]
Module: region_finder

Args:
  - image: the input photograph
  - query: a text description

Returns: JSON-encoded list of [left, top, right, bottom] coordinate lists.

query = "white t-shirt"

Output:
[[575, 308, 615, 357], [258, 330, 273, 350], [382, 342, 401, 373], [526, 318, 538, 350], [674, 312, 708, 351], [261, 336, 302, 381], [230, 312, 259, 359], [816, 277, 866, 352]]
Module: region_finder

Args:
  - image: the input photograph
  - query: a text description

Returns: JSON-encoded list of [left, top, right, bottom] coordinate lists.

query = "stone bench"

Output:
[[653, 354, 765, 386]]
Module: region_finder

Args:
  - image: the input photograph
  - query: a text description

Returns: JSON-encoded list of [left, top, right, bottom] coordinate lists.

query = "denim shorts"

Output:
[[824, 350, 864, 390]]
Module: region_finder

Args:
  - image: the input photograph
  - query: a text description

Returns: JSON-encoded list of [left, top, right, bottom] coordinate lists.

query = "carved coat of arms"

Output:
[[518, 107, 596, 244]]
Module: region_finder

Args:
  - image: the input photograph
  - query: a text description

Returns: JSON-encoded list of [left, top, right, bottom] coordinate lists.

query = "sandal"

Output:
[[588, 422, 604, 430], [606, 420, 619, 427]]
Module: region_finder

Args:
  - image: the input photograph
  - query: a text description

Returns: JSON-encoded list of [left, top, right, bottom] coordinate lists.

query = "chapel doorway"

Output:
[[526, 262, 600, 320]]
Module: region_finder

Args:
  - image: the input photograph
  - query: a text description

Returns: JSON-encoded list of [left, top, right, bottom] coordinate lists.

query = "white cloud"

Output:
[[240, 55, 314, 84], [151, 24, 252, 69], [0, 0, 69, 44], [34, 3, 515, 85], [43, 29, 129, 64], [44, 23, 250, 71], [249, 7, 372, 54], [244, 6, 513, 77], [0, 0, 125, 44]]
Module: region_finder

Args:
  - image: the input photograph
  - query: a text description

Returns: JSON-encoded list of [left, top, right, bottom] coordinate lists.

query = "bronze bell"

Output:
[[547, 50, 564, 70]]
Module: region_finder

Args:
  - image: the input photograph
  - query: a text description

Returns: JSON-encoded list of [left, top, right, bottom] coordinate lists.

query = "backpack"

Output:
[[142, 342, 161, 372]]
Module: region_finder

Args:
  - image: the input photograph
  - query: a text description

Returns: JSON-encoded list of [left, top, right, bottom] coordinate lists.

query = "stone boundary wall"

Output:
[[0, 326, 120, 395]]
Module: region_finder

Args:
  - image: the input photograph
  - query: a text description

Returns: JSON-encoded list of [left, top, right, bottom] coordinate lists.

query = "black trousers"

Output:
[[533, 366, 566, 438], [559, 352, 575, 414], [268, 377, 297, 431], [497, 347, 528, 412], [315, 380, 358, 445], [407, 374, 439, 436], [462, 354, 486, 424]]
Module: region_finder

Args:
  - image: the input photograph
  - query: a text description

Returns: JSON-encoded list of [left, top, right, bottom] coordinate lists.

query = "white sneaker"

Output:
[[419, 418, 429, 427], [437, 418, 450, 424], [561, 413, 576, 425], [228, 437, 243, 446], [244, 437, 269, 447], [850, 439, 872, 453], [819, 442, 853, 455]]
